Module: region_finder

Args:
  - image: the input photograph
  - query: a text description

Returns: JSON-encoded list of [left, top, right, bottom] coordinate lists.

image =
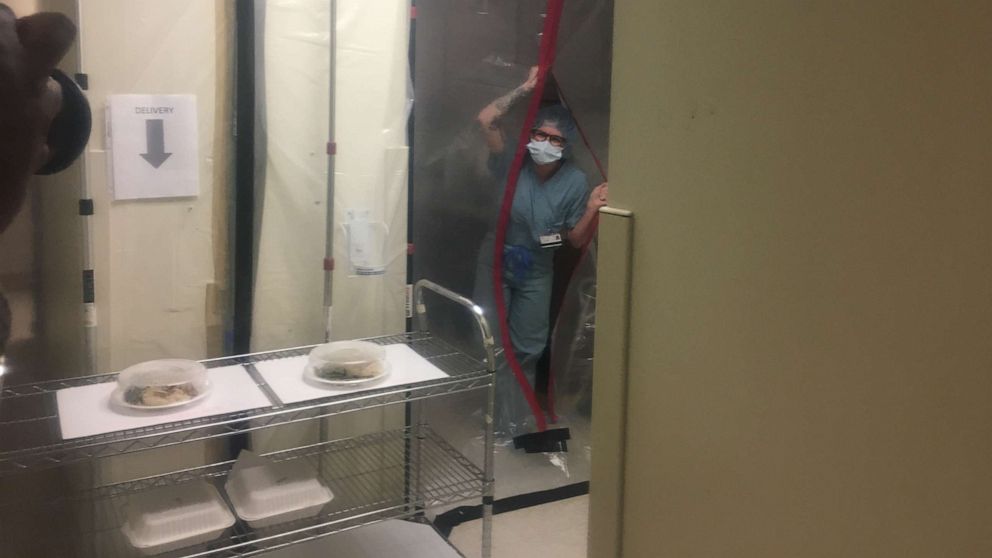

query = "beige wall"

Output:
[[595, 1, 992, 556], [79, 0, 232, 371], [5, 0, 38, 13], [0, 197, 34, 280], [0, 200, 37, 346], [76, 0, 233, 485]]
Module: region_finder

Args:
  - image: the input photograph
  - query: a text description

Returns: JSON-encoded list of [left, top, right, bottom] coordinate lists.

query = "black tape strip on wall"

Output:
[[82, 269, 95, 304], [432, 481, 590, 537]]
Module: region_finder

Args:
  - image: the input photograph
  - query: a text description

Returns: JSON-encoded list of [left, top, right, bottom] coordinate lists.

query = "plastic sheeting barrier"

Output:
[[413, 0, 612, 491], [252, 0, 411, 350]]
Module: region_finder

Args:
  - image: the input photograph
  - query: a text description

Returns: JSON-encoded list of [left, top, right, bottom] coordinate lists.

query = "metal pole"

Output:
[[0, 356, 6, 411], [413, 280, 496, 557], [75, 0, 96, 376], [482, 372, 495, 558], [322, 0, 338, 342], [318, 0, 339, 470], [406, 0, 416, 334]]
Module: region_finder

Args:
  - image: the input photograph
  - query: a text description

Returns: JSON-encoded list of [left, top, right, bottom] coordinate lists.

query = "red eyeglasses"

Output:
[[530, 129, 567, 148]]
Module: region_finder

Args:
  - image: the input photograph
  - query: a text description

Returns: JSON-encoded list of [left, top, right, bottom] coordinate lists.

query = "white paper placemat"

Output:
[[254, 344, 449, 405], [57, 365, 273, 440]]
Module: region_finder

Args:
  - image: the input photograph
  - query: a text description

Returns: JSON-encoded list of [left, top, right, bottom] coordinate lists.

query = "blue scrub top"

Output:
[[489, 148, 589, 275]]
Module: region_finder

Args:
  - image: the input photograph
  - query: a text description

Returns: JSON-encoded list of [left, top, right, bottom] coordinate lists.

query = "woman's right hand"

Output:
[[479, 66, 539, 154], [520, 66, 539, 93]]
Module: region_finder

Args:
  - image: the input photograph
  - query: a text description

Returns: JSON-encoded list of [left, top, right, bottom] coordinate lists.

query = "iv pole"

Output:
[[322, 0, 338, 342]]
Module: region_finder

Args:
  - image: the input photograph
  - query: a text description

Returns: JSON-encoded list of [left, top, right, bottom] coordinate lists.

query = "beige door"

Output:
[[591, 2, 992, 556]]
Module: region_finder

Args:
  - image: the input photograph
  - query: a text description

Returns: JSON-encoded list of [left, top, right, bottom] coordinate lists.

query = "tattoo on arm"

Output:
[[493, 86, 528, 116]]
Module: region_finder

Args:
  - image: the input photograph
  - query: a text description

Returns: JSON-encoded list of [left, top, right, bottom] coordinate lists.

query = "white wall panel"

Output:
[[252, 0, 410, 348], [251, 0, 331, 351], [330, 0, 410, 341]]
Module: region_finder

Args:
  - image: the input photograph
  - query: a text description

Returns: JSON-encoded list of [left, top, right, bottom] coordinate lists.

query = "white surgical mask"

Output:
[[527, 140, 563, 165]]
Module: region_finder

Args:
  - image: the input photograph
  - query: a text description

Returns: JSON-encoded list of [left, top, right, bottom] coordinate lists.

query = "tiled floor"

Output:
[[267, 520, 463, 558], [449, 495, 589, 558], [426, 392, 592, 500], [426, 389, 591, 557]]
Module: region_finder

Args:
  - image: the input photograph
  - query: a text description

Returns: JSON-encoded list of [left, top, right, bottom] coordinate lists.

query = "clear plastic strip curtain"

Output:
[[412, 0, 612, 451]]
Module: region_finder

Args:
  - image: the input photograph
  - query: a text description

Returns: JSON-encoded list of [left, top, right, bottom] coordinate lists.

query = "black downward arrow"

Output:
[[140, 119, 172, 168]]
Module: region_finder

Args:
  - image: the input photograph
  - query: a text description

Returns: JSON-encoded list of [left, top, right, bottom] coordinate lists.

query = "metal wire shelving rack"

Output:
[[0, 333, 488, 474], [0, 280, 496, 558]]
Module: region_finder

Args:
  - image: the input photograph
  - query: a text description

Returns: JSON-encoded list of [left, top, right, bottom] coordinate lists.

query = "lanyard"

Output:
[[527, 167, 559, 236]]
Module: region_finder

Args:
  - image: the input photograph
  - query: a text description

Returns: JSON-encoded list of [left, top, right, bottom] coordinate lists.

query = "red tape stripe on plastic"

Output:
[[492, 0, 566, 433]]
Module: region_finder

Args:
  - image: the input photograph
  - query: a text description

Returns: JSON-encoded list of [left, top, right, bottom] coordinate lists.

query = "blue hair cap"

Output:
[[534, 104, 577, 146]]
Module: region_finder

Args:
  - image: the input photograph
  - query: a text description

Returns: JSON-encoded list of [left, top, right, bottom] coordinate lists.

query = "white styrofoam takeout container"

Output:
[[225, 451, 334, 529], [121, 482, 235, 556]]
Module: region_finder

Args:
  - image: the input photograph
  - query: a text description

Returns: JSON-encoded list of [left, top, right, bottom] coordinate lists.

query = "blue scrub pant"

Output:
[[474, 238, 552, 438]]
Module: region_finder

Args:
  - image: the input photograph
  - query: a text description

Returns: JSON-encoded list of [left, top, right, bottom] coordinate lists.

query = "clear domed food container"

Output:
[[113, 359, 211, 410], [304, 341, 389, 386]]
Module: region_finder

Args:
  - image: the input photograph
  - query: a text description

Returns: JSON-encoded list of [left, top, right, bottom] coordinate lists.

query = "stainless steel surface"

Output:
[[414, 279, 496, 372], [414, 279, 496, 558], [1, 282, 495, 558], [0, 355, 6, 414], [6, 427, 483, 557], [0, 332, 490, 475], [71, 0, 97, 376], [481, 352, 496, 558]]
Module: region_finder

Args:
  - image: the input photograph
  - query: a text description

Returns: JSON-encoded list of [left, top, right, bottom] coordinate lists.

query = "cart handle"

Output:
[[0, 356, 6, 412], [413, 279, 496, 373]]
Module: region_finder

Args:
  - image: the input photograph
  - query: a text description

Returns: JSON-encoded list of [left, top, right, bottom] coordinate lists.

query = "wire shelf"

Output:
[[2, 426, 484, 557], [0, 332, 492, 475]]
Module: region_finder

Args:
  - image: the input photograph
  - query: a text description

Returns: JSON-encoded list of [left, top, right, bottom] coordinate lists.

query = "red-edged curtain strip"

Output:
[[555, 77, 609, 183], [492, 0, 566, 433]]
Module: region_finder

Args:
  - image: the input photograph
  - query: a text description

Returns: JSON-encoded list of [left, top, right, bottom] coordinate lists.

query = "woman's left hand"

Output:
[[588, 182, 609, 212]]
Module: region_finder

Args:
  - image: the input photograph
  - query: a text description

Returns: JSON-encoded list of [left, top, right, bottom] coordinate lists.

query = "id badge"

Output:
[[539, 232, 563, 249]]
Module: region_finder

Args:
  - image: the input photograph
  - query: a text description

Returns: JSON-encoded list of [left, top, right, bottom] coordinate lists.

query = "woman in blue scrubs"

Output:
[[475, 68, 608, 437]]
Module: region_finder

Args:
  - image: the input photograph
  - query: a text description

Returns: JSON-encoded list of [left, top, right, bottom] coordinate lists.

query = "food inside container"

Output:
[[306, 341, 387, 382], [115, 359, 210, 409], [121, 482, 235, 556], [225, 450, 334, 529]]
